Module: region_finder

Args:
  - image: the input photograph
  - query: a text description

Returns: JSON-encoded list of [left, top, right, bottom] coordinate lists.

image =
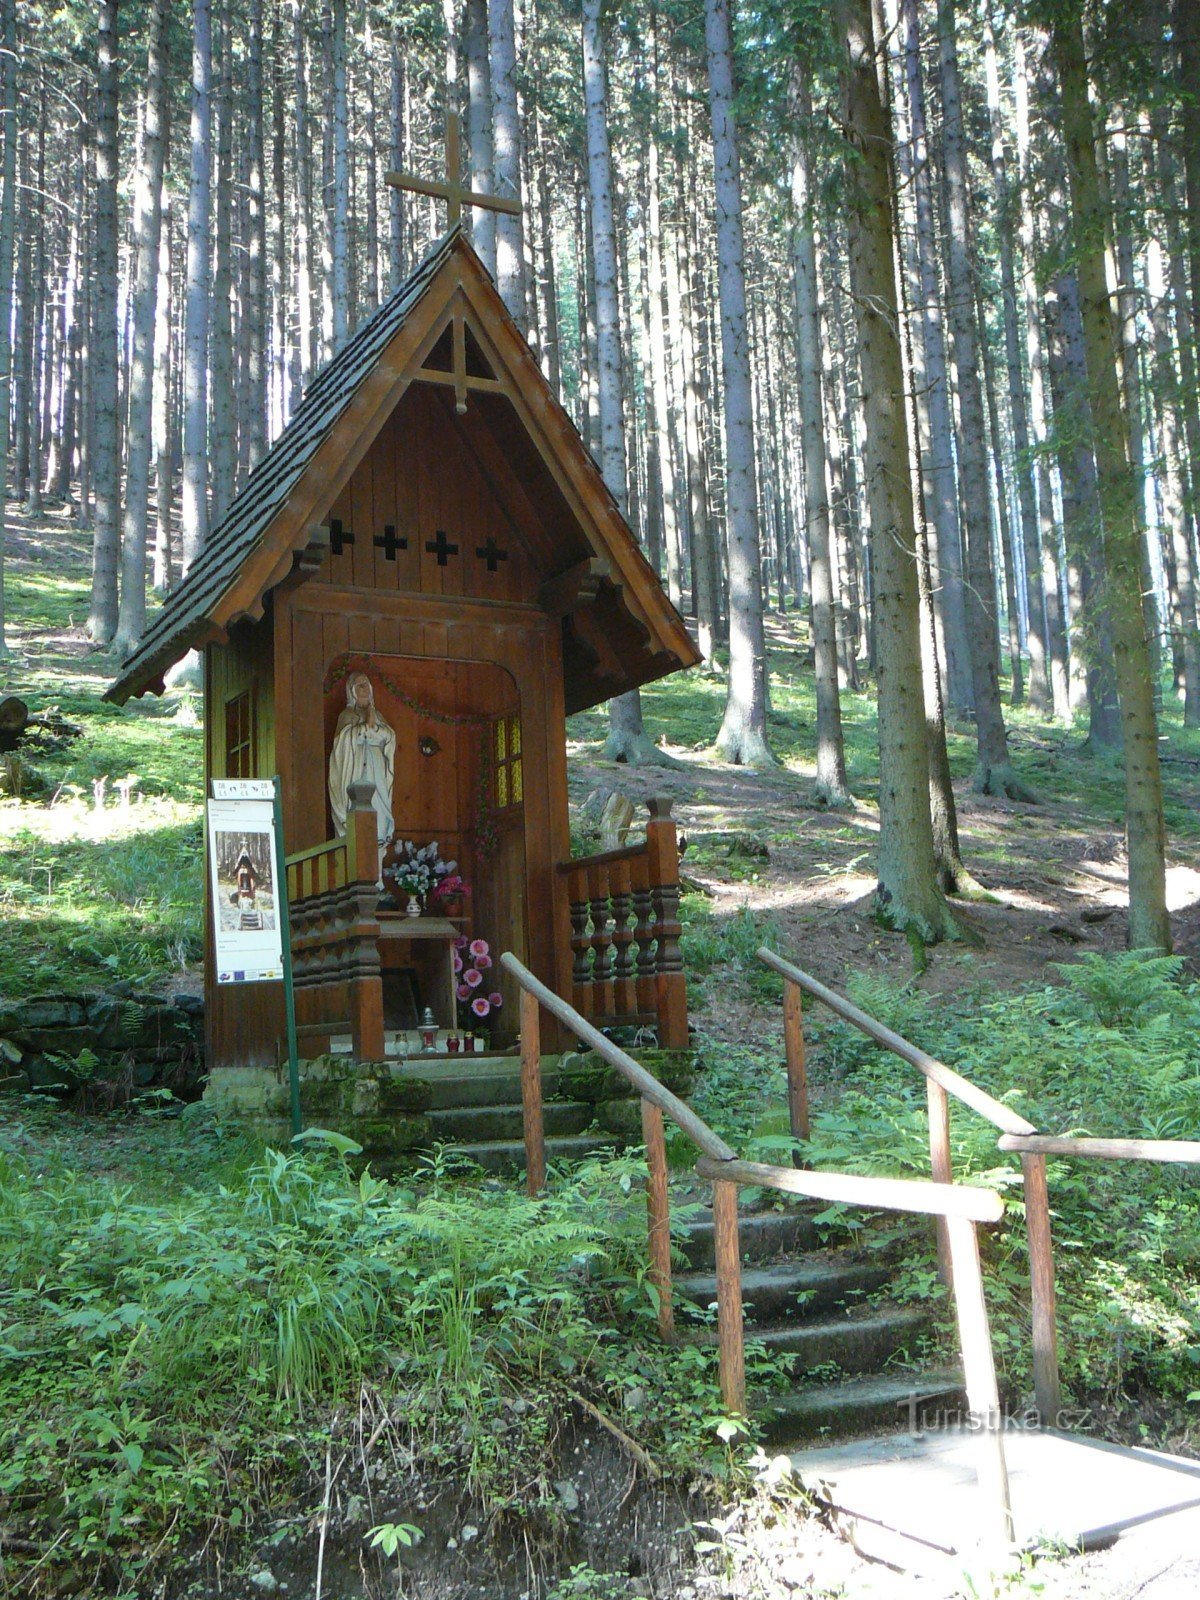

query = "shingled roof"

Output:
[[106, 232, 459, 703], [106, 226, 698, 705]]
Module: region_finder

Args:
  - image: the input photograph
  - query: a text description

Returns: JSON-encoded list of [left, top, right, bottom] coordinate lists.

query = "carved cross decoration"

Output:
[[329, 518, 354, 556], [385, 112, 522, 229], [476, 537, 508, 574], [373, 524, 407, 561], [426, 530, 459, 567]]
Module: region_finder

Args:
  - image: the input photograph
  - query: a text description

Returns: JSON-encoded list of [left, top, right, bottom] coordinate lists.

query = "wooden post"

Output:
[[645, 797, 688, 1050], [642, 1097, 675, 1340], [927, 1077, 954, 1287], [1021, 1152, 1061, 1424], [783, 979, 810, 1146], [946, 1215, 1014, 1551], [712, 1178, 745, 1415], [520, 985, 546, 1197]]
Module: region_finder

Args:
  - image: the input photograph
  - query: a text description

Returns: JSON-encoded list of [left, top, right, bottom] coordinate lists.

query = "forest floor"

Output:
[[3, 505, 1200, 1599]]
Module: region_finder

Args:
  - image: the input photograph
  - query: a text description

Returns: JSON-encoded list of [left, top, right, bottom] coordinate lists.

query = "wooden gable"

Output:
[[106, 229, 699, 710]]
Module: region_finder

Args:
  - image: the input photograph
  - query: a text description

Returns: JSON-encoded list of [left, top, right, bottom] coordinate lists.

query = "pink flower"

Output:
[[456, 983, 472, 1002], [464, 967, 483, 989], [473, 952, 492, 970], [452, 953, 463, 974], [453, 935, 469, 951], [471, 995, 491, 1018], [487, 992, 503, 1010], [469, 938, 489, 959]]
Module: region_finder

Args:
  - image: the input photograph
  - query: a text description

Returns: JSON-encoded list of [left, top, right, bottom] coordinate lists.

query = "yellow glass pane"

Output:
[[495, 721, 507, 761], [496, 765, 508, 807], [512, 759, 523, 804], [509, 716, 521, 756]]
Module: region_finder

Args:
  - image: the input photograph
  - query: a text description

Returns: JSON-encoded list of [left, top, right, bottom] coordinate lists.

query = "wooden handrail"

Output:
[[693, 1156, 1005, 1224], [758, 948, 1035, 1136], [998, 1133, 1200, 1164], [284, 835, 349, 869], [556, 840, 649, 873], [501, 950, 1014, 1547], [499, 954, 734, 1161], [758, 946, 1057, 1426]]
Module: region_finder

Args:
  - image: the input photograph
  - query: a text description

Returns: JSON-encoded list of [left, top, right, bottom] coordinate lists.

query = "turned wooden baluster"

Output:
[[646, 797, 687, 1050], [588, 862, 615, 1020], [630, 853, 657, 1016], [610, 857, 637, 1018], [567, 864, 593, 1017]]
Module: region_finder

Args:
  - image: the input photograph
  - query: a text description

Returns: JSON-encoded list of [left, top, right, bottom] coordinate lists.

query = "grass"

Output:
[[0, 1115, 751, 1595]]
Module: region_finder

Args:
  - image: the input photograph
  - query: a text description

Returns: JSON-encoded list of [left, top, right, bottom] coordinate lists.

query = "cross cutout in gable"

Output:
[[373, 524, 408, 561], [426, 530, 459, 567], [476, 537, 509, 574], [329, 518, 354, 556]]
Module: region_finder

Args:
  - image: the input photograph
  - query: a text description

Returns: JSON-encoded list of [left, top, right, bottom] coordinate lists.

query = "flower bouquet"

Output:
[[385, 840, 464, 916], [454, 936, 504, 1041]]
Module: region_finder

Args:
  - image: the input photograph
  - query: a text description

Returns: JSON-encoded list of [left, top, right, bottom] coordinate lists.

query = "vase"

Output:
[[405, 895, 422, 918]]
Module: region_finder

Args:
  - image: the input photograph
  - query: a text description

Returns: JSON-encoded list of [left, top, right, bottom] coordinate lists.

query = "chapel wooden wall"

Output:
[[269, 379, 577, 1058]]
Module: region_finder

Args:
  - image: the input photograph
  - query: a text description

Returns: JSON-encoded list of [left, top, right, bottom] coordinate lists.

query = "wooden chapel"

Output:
[[107, 222, 700, 1075]]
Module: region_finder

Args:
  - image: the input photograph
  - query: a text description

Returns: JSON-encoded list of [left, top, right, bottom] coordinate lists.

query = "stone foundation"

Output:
[[0, 990, 204, 1097]]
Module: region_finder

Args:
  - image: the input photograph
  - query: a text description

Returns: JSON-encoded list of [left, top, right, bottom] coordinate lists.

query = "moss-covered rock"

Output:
[[559, 1047, 696, 1104]]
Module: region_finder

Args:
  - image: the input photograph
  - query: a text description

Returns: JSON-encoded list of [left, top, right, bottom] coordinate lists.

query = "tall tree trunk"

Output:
[[1177, 0, 1200, 384], [330, 0, 350, 348], [211, 15, 236, 525], [936, 0, 1028, 797], [0, 0, 16, 656], [271, 5, 290, 427], [89, 0, 121, 645], [180, 0, 211, 572], [25, 86, 44, 518], [363, 8, 379, 317], [706, 0, 772, 766], [1050, 6, 1170, 953], [1147, 235, 1200, 722], [465, 0, 496, 275], [115, 0, 169, 655], [244, 0, 267, 466], [293, 0, 317, 382], [979, 288, 1025, 705], [388, 31, 407, 291], [581, 0, 671, 766], [1014, 31, 1070, 720], [489, 0, 525, 318], [644, 41, 682, 608], [898, 0, 971, 714], [791, 64, 850, 806], [840, 0, 953, 939], [152, 186, 172, 595], [984, 6, 1050, 712]]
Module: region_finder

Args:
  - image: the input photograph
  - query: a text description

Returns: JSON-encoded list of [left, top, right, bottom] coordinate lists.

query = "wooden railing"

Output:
[[284, 781, 385, 1062], [501, 951, 1015, 1551], [757, 947, 1200, 1433], [557, 796, 687, 1050]]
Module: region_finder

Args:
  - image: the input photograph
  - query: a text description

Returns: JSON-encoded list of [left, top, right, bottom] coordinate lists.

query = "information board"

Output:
[[207, 781, 286, 984]]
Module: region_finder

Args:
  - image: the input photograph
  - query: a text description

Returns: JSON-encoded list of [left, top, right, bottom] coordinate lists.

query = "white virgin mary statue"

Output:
[[327, 672, 397, 877]]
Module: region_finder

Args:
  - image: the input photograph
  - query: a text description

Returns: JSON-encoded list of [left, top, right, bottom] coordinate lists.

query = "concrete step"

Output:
[[447, 1133, 616, 1174], [428, 1100, 593, 1142], [676, 1256, 891, 1322], [748, 1307, 930, 1375], [760, 1368, 964, 1446], [403, 1063, 565, 1110], [680, 1206, 822, 1270]]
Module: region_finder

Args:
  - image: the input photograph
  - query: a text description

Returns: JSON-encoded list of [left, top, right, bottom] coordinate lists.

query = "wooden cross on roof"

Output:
[[385, 112, 521, 229]]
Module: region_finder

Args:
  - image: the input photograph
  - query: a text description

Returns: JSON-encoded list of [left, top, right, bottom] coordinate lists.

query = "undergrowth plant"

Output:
[[793, 954, 1200, 1411], [0, 1125, 757, 1595]]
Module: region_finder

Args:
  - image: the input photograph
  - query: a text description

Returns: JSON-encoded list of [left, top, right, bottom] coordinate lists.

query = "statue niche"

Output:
[[327, 671, 396, 880]]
